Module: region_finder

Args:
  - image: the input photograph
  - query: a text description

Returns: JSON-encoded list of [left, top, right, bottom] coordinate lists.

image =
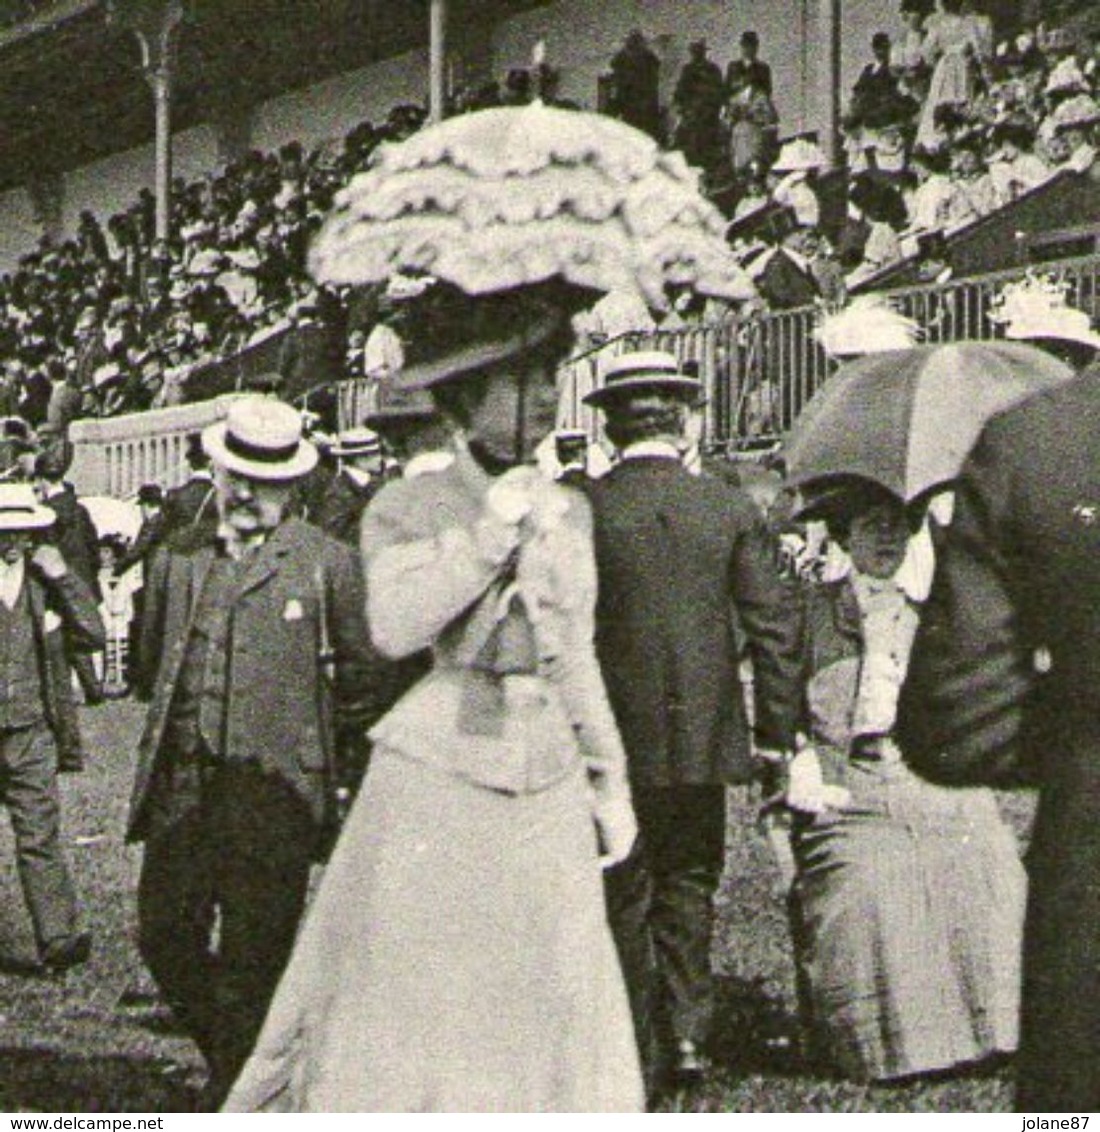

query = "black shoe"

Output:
[[41, 932, 92, 972]]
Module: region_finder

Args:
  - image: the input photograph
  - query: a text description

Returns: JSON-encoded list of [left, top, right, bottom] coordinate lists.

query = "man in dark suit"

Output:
[[584, 352, 802, 1092], [898, 361, 1100, 1112], [34, 445, 104, 708], [725, 30, 772, 98], [314, 427, 388, 545], [161, 433, 216, 542], [0, 484, 103, 973], [130, 397, 389, 1106]]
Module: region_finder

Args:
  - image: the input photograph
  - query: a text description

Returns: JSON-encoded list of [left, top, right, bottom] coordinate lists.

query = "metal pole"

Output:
[[152, 62, 172, 241], [817, 0, 841, 167], [429, 0, 447, 123]]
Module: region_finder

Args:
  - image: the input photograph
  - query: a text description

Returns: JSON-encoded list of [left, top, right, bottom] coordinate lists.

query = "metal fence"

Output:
[[70, 252, 1100, 497], [554, 252, 1100, 450]]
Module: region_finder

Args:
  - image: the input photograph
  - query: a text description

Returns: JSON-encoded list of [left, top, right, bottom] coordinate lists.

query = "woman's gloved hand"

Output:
[[594, 795, 638, 870], [785, 746, 852, 814]]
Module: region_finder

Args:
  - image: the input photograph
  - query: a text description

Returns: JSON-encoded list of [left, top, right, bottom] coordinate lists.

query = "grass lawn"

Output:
[[0, 700, 1033, 1113]]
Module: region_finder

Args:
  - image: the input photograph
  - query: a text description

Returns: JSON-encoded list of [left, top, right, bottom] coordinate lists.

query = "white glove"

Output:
[[485, 466, 541, 525], [594, 796, 638, 870], [785, 747, 851, 814]]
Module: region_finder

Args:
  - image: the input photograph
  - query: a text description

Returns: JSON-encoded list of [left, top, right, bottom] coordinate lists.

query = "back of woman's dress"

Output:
[[917, 14, 984, 148], [788, 577, 1025, 1081], [223, 446, 644, 1112]]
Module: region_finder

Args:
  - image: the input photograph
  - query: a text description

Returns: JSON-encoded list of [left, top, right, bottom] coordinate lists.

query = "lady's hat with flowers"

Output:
[[989, 272, 1100, 348]]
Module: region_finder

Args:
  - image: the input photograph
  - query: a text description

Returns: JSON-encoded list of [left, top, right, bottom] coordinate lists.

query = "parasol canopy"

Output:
[[785, 341, 1077, 502], [309, 102, 755, 310]]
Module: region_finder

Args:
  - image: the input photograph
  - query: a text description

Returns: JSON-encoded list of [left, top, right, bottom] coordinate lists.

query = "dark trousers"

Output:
[[604, 784, 726, 1084], [0, 722, 79, 953], [137, 759, 315, 1106]]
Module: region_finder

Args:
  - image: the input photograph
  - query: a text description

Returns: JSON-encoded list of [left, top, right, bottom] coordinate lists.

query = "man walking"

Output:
[[315, 426, 389, 545], [129, 396, 387, 1105], [583, 352, 801, 1093], [0, 484, 102, 973], [34, 445, 104, 708]]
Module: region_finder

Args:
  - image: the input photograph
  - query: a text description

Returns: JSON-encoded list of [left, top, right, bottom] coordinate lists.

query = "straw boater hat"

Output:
[[990, 275, 1100, 348], [330, 426, 383, 458], [1049, 94, 1100, 133], [202, 396, 318, 480], [0, 484, 55, 530], [583, 350, 703, 407]]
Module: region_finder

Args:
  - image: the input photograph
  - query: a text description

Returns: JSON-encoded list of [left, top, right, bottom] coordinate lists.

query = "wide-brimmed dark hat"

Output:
[[390, 281, 584, 391], [364, 379, 438, 428], [584, 350, 703, 408]]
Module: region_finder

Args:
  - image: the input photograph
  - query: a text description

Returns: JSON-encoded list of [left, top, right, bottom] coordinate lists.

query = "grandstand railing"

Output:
[[69, 251, 1100, 497], [69, 394, 245, 499]]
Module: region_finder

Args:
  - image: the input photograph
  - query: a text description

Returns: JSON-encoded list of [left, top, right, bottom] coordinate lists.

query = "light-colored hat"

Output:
[[202, 396, 319, 481], [990, 274, 1100, 348], [384, 273, 435, 300], [1044, 58, 1088, 95], [815, 296, 921, 358], [0, 484, 55, 531], [1049, 94, 1100, 133], [772, 138, 827, 173], [330, 427, 383, 458], [584, 350, 703, 407]]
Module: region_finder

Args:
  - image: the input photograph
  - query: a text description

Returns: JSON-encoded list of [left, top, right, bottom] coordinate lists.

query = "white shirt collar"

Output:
[[342, 465, 376, 489], [620, 440, 683, 462], [0, 557, 25, 611], [405, 450, 455, 479]]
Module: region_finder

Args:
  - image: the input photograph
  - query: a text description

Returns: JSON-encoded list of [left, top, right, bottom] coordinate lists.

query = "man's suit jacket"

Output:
[[587, 456, 801, 787], [315, 469, 385, 546], [898, 370, 1100, 1111], [162, 475, 216, 537], [45, 485, 102, 602], [129, 517, 388, 850], [23, 566, 105, 765]]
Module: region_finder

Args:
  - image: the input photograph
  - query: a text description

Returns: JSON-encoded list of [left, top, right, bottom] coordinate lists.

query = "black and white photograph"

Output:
[[0, 0, 1096, 1116]]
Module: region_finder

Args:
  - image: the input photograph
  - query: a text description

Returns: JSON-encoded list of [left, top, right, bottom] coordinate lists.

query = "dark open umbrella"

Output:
[[785, 341, 1076, 502]]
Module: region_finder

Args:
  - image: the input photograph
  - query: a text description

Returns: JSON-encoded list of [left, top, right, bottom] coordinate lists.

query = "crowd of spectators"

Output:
[[1, 5, 1099, 443], [603, 8, 1100, 304]]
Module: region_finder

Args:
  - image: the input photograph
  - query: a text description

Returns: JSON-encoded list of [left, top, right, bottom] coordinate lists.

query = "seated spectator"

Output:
[[988, 118, 1052, 205], [947, 132, 998, 220], [846, 174, 909, 286], [769, 137, 827, 228]]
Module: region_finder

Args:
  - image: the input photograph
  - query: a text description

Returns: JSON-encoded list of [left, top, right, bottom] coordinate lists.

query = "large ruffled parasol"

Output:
[[309, 102, 755, 309], [785, 341, 1076, 503]]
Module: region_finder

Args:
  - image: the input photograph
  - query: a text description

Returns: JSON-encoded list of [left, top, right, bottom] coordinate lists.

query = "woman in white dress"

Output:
[[223, 280, 644, 1113], [917, 0, 987, 148]]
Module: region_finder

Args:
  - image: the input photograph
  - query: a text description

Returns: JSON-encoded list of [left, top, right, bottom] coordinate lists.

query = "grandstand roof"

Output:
[[0, 0, 545, 192]]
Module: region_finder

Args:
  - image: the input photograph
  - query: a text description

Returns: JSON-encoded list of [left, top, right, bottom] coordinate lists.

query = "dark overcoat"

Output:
[[128, 517, 388, 852], [899, 370, 1100, 1112], [315, 469, 385, 546], [587, 456, 801, 787]]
